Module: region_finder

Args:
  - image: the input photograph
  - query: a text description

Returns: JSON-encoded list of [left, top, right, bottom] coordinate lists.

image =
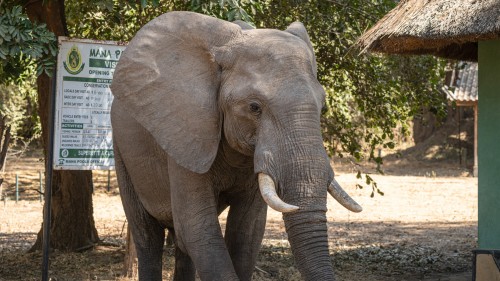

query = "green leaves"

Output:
[[190, 0, 259, 24], [254, 0, 446, 196], [66, 0, 185, 42], [355, 172, 384, 197], [0, 0, 447, 197], [65, 0, 261, 45], [0, 5, 57, 83]]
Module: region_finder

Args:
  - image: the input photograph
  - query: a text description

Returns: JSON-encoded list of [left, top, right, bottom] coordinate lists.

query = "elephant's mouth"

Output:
[[257, 172, 362, 213]]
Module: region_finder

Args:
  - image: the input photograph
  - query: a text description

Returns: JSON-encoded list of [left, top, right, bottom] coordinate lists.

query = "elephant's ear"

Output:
[[111, 12, 242, 174], [285, 22, 317, 77]]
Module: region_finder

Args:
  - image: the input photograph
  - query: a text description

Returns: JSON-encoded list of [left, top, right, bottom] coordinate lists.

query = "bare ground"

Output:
[[0, 148, 477, 281]]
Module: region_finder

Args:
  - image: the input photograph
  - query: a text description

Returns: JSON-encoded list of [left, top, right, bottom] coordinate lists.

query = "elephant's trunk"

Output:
[[283, 210, 335, 281], [275, 148, 337, 280], [254, 110, 360, 280]]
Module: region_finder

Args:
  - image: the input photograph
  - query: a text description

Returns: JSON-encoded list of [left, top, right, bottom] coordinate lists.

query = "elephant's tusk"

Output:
[[258, 173, 299, 213], [328, 178, 363, 213]]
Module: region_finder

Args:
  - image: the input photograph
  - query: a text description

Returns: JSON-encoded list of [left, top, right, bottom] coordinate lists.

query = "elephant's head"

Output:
[[111, 11, 361, 280]]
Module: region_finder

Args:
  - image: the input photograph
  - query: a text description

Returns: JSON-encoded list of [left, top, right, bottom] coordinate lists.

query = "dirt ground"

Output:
[[0, 147, 477, 281]]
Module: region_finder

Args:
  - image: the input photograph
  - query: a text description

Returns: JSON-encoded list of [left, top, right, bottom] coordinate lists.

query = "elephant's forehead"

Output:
[[225, 32, 315, 81], [237, 29, 313, 62], [222, 55, 314, 94], [218, 29, 322, 103], [221, 58, 322, 105]]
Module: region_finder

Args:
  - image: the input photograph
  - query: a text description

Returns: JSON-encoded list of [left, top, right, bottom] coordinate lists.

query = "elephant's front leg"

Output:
[[224, 184, 267, 281], [166, 228, 196, 281], [168, 159, 239, 281]]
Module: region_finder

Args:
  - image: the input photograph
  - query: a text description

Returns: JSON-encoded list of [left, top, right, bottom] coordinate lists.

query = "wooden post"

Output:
[[123, 225, 138, 278], [473, 102, 478, 177], [107, 170, 111, 192], [39, 171, 43, 202], [15, 174, 19, 203]]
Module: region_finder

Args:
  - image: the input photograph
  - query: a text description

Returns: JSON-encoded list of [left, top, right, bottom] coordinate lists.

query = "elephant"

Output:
[[110, 11, 362, 281]]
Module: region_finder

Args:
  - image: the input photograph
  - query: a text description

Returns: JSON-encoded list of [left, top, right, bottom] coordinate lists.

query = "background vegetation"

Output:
[[1, 0, 447, 196], [1, 0, 446, 165], [0, 4, 56, 143]]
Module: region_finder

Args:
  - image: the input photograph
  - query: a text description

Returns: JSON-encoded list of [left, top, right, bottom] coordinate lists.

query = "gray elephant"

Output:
[[110, 11, 361, 281]]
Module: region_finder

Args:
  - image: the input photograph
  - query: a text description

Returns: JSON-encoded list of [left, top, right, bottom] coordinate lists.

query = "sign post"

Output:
[[41, 66, 57, 281], [42, 37, 126, 280], [54, 37, 126, 170]]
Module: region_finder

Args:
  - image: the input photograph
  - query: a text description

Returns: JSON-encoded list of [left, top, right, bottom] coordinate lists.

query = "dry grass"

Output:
[[0, 148, 477, 281]]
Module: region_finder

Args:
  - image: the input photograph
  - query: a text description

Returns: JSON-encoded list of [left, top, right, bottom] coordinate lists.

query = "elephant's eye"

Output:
[[249, 102, 262, 115]]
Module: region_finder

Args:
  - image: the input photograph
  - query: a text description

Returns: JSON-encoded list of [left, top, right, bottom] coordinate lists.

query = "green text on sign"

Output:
[[63, 76, 112, 84], [89, 58, 119, 69], [61, 123, 83, 129], [60, 149, 114, 159]]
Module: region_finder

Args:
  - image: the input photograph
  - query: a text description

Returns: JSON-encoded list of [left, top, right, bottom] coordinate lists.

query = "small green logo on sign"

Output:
[[63, 45, 85, 75], [61, 149, 69, 158]]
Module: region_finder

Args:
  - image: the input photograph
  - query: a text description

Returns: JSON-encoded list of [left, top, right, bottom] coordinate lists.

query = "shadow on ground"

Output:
[[257, 220, 476, 281], [0, 220, 476, 280]]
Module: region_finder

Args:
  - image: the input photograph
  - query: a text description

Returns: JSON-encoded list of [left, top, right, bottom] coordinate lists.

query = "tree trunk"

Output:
[[0, 115, 11, 202], [24, 0, 99, 252]]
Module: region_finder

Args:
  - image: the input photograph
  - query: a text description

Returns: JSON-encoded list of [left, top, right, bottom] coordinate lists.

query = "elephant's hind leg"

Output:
[[114, 145, 165, 281]]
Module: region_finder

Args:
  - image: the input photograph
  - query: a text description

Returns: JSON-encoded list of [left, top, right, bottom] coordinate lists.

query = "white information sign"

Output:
[[54, 37, 126, 170]]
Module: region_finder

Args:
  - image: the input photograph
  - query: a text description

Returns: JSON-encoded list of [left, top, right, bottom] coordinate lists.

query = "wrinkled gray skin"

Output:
[[110, 11, 360, 281]]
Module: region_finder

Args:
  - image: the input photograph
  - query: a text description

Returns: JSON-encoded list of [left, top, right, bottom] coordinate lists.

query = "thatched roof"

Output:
[[357, 0, 500, 61]]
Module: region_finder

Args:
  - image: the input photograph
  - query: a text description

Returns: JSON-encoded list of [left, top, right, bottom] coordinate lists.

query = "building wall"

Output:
[[478, 39, 500, 248]]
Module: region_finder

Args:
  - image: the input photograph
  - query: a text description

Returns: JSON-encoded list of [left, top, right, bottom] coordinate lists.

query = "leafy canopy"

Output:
[[0, 5, 51, 142], [0, 5, 57, 82], [253, 1, 446, 196], [1, 0, 447, 195]]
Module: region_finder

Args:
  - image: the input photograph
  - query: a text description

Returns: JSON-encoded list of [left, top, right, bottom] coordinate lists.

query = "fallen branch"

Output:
[[254, 266, 271, 276]]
